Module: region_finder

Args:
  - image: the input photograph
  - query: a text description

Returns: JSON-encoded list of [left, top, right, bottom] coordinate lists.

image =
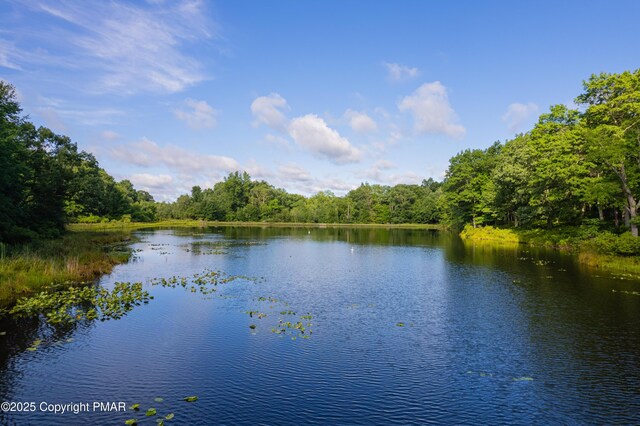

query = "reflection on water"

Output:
[[1, 226, 639, 425]]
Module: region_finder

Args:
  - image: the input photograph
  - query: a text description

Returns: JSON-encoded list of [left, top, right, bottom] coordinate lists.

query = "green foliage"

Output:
[[0, 81, 156, 244], [589, 232, 640, 256], [441, 69, 640, 240], [0, 231, 134, 306], [156, 173, 444, 225]]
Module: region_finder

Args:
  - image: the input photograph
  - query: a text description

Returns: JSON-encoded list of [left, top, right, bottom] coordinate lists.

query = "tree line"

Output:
[[2, 69, 638, 243], [156, 172, 442, 224]]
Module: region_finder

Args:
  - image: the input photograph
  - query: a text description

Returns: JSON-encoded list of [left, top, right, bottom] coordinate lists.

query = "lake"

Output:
[[1, 226, 639, 425]]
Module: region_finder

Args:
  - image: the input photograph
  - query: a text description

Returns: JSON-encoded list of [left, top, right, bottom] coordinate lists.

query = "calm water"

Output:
[[1, 227, 640, 425]]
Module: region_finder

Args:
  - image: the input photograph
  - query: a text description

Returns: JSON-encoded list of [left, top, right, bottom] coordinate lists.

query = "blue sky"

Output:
[[1, 1, 639, 201]]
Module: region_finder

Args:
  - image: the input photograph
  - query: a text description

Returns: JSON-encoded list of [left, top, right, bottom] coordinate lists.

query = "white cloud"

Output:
[[343, 109, 378, 134], [384, 62, 419, 82], [278, 164, 313, 182], [175, 98, 217, 129], [398, 81, 466, 138], [130, 173, 173, 188], [288, 114, 362, 164], [502, 102, 539, 133], [110, 138, 239, 173], [358, 162, 422, 186], [21, 0, 215, 94], [275, 166, 356, 196], [251, 93, 290, 131], [0, 41, 22, 70]]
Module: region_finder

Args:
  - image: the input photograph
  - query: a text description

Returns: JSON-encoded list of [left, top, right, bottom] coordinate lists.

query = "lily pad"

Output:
[[146, 408, 157, 416], [513, 376, 534, 381], [130, 403, 140, 411], [165, 413, 175, 420], [183, 396, 198, 402], [124, 419, 138, 425], [154, 397, 164, 402], [396, 322, 405, 327]]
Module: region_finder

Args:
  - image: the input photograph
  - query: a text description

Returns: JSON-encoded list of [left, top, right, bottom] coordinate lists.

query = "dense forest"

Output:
[[1, 69, 639, 244], [0, 81, 156, 243]]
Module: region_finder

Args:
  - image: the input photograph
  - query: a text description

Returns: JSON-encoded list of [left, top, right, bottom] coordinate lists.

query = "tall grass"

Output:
[[0, 232, 134, 307]]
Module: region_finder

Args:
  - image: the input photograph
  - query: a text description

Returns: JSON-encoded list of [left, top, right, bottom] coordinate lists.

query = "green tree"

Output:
[[577, 70, 640, 236]]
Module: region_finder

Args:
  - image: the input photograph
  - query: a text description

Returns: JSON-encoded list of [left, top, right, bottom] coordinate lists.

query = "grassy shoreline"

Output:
[[460, 225, 640, 278], [0, 231, 135, 307]]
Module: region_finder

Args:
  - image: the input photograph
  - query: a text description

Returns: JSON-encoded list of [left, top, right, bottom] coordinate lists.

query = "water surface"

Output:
[[1, 227, 639, 425]]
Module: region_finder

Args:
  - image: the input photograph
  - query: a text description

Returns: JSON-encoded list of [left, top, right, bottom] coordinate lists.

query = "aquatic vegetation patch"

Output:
[[124, 395, 194, 425], [8, 282, 151, 325], [180, 240, 264, 255], [150, 269, 256, 295], [243, 295, 314, 339]]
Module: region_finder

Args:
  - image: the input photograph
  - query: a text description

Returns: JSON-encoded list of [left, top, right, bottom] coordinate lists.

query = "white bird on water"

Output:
[[350, 246, 354, 253]]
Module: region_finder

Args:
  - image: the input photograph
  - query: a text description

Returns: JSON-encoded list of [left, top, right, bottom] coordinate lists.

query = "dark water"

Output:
[[1, 227, 640, 425]]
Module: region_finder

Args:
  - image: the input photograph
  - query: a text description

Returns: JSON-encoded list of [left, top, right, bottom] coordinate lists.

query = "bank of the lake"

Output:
[[68, 220, 443, 232], [0, 232, 135, 306], [460, 225, 640, 278]]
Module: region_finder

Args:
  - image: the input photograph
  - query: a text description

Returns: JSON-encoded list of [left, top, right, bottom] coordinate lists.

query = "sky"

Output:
[[1, 0, 639, 201]]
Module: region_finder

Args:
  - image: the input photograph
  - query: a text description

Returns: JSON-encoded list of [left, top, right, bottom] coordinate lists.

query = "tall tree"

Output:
[[577, 70, 640, 235]]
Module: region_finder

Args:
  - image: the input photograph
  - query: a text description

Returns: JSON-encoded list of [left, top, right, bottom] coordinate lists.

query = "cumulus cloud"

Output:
[[398, 81, 466, 138], [287, 114, 362, 164], [343, 109, 378, 134], [251, 93, 290, 131], [384, 62, 419, 82], [109, 138, 239, 173], [502, 102, 539, 133], [175, 98, 217, 129]]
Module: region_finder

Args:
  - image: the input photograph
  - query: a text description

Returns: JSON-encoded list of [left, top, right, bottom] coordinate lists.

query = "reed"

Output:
[[0, 231, 134, 307]]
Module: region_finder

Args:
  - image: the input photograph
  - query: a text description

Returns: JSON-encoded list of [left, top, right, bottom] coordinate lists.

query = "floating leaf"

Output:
[[130, 403, 140, 411], [165, 413, 175, 420], [154, 397, 163, 402], [513, 376, 534, 381], [396, 322, 405, 327], [146, 408, 157, 416], [124, 419, 138, 425], [249, 324, 256, 330], [156, 420, 164, 426], [183, 396, 198, 402]]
